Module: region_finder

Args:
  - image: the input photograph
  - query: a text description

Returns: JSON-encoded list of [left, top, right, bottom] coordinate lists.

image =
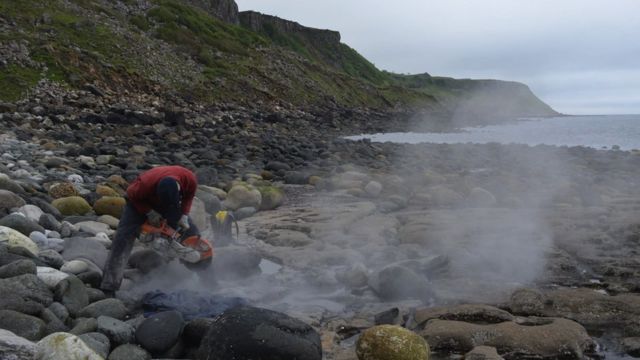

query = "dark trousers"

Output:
[[100, 202, 199, 292]]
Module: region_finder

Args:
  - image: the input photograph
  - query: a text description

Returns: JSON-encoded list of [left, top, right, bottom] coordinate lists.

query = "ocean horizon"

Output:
[[347, 114, 640, 151]]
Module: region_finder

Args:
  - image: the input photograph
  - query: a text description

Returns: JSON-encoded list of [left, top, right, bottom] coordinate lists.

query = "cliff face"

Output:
[[238, 11, 388, 85], [239, 11, 341, 46], [184, 0, 239, 24]]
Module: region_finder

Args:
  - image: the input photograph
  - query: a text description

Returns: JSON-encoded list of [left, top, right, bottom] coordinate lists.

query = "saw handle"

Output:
[[140, 221, 180, 239]]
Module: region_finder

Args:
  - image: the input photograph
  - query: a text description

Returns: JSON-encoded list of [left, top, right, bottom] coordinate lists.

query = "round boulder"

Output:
[[79, 299, 127, 320], [0, 174, 25, 193], [195, 189, 222, 214], [52, 197, 92, 216], [258, 186, 284, 210], [135, 310, 184, 354], [197, 306, 321, 360], [78, 332, 110, 359], [54, 275, 90, 317], [224, 184, 262, 211], [61, 260, 89, 274], [0, 189, 26, 211], [510, 288, 546, 316], [364, 181, 383, 198], [369, 265, 432, 301], [93, 196, 126, 218], [36, 332, 103, 360], [356, 325, 430, 360], [0, 309, 46, 341], [0, 225, 39, 255], [0, 213, 45, 236], [97, 316, 134, 345], [0, 259, 36, 278], [96, 185, 120, 197], [17, 204, 44, 222], [48, 182, 79, 199], [108, 344, 151, 360], [37, 266, 69, 288]]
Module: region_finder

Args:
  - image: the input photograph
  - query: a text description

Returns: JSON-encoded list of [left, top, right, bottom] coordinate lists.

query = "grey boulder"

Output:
[[135, 311, 184, 354], [79, 298, 127, 320], [97, 316, 134, 345], [0, 213, 45, 236], [197, 306, 322, 360], [0, 310, 46, 341], [0, 259, 36, 278], [54, 275, 89, 317], [0, 328, 36, 360], [0, 274, 53, 315], [108, 343, 151, 360], [79, 332, 111, 359]]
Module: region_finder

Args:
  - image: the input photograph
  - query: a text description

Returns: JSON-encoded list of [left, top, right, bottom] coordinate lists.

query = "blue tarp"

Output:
[[142, 290, 248, 320]]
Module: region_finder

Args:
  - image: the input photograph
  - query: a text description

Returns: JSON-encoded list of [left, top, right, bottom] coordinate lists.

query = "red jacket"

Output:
[[127, 166, 197, 215]]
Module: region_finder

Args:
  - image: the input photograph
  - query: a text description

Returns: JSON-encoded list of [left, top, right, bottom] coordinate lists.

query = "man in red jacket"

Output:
[[101, 165, 199, 294]]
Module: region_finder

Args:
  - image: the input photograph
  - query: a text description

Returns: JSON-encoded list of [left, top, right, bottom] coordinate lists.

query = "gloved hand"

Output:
[[146, 210, 163, 227], [178, 215, 190, 231]]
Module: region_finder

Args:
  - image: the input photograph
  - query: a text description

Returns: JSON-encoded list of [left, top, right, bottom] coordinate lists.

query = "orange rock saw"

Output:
[[139, 221, 214, 265]]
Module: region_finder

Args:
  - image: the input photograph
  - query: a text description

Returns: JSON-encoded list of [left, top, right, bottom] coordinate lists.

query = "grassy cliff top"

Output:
[[0, 0, 557, 119]]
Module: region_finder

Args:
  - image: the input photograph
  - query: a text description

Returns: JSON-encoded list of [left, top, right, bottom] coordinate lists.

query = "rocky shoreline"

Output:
[[1, 85, 640, 359]]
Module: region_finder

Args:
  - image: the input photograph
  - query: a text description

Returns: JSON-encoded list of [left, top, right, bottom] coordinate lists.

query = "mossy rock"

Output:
[[258, 186, 284, 210], [93, 196, 126, 218], [95, 184, 120, 197], [199, 185, 227, 200], [356, 325, 430, 360], [308, 175, 322, 186], [48, 182, 78, 199], [51, 196, 92, 216], [224, 184, 262, 211], [107, 175, 129, 188]]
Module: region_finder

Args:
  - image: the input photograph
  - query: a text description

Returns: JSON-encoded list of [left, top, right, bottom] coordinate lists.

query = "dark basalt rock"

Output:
[[0, 213, 45, 236], [135, 310, 184, 354], [197, 306, 322, 360], [0, 310, 46, 341]]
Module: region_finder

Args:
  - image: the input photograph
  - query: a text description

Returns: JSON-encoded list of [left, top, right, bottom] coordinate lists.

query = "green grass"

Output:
[[130, 15, 151, 31], [148, 0, 266, 56], [0, 0, 148, 100], [0, 65, 41, 101], [0, 0, 442, 109]]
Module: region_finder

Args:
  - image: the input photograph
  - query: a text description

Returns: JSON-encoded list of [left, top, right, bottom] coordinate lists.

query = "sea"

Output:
[[348, 114, 640, 359], [346, 114, 640, 151]]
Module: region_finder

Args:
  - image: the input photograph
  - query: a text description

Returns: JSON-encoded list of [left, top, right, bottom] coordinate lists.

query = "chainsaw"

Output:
[[139, 221, 214, 269]]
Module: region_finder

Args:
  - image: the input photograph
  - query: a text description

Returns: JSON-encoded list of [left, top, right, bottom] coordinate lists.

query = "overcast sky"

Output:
[[236, 0, 640, 115]]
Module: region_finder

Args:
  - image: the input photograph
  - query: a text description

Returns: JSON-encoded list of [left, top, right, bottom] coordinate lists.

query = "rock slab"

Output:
[[197, 306, 322, 360]]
